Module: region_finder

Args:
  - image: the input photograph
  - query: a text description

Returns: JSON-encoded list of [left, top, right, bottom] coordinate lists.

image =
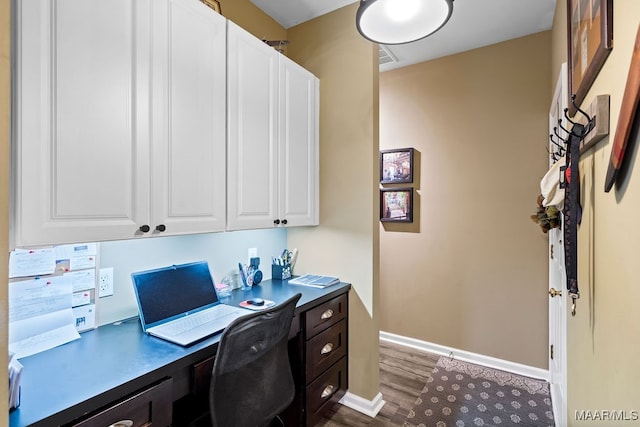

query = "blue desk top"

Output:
[[9, 279, 350, 427]]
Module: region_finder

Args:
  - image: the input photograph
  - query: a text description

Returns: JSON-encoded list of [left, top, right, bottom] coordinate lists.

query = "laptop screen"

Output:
[[132, 261, 219, 327]]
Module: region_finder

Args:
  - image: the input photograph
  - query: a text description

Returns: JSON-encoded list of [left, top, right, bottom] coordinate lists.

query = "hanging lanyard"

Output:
[[563, 123, 583, 316]]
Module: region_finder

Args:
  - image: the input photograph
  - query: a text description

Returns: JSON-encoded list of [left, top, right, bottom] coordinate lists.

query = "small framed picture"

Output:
[[380, 188, 413, 223], [201, 0, 222, 14], [380, 148, 414, 184]]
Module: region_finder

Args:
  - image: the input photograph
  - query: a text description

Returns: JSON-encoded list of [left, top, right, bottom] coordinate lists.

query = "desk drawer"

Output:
[[305, 319, 346, 383], [305, 294, 347, 338], [305, 358, 347, 427], [70, 378, 173, 427], [193, 356, 216, 397]]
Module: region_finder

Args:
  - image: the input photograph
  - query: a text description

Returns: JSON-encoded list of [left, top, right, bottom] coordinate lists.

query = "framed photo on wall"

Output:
[[201, 0, 222, 14], [380, 188, 413, 223], [380, 148, 414, 184], [567, 0, 612, 115]]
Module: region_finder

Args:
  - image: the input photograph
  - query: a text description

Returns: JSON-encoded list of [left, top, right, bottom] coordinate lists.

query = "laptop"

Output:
[[131, 261, 250, 346]]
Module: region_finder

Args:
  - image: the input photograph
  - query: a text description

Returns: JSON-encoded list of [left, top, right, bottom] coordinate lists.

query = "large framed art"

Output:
[[567, 0, 613, 115]]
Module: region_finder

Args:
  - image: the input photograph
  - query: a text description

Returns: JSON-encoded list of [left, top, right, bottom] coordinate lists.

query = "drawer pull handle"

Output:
[[321, 343, 334, 355], [320, 309, 334, 320], [108, 421, 133, 427], [321, 385, 335, 399]]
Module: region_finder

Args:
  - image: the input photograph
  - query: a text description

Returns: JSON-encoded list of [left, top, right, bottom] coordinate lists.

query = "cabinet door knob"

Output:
[[320, 343, 334, 355], [321, 385, 335, 399], [274, 219, 281, 225], [139, 225, 150, 233], [320, 309, 334, 320], [155, 224, 166, 232], [282, 219, 288, 225]]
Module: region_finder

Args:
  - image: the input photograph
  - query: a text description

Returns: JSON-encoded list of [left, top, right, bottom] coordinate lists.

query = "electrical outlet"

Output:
[[98, 267, 114, 297], [248, 247, 258, 263]]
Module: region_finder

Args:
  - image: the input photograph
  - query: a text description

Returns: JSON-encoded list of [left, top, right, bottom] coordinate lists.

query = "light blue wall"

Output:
[[97, 229, 287, 325]]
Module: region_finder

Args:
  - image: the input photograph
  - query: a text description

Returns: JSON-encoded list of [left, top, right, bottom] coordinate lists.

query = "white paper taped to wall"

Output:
[[9, 276, 80, 358], [9, 248, 56, 278]]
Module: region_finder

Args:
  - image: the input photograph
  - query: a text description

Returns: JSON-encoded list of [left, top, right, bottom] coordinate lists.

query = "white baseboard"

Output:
[[380, 331, 549, 381], [339, 391, 385, 418]]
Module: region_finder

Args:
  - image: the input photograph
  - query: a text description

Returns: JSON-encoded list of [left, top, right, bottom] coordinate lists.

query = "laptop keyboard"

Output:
[[155, 304, 244, 336]]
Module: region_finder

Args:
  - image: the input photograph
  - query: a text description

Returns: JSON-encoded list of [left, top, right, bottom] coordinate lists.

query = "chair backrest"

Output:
[[209, 293, 302, 427]]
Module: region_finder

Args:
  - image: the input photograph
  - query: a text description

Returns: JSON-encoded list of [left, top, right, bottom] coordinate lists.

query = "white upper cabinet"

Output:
[[150, 0, 227, 235], [13, 0, 227, 247], [13, 1, 318, 247], [278, 57, 319, 227], [227, 22, 319, 231], [226, 21, 279, 231]]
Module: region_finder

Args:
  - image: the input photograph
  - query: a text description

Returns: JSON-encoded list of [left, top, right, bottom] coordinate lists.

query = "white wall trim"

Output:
[[380, 331, 550, 381], [550, 383, 567, 427], [339, 391, 385, 418]]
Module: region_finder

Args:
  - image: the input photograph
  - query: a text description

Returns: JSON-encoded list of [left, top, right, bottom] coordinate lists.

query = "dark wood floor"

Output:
[[316, 340, 441, 426]]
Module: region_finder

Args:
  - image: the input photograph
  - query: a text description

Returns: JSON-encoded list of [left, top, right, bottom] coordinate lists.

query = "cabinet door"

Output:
[[150, 0, 227, 236], [226, 22, 279, 231], [278, 57, 319, 227], [14, 0, 150, 246]]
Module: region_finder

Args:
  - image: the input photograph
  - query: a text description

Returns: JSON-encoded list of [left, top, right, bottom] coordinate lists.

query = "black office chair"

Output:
[[208, 293, 302, 427]]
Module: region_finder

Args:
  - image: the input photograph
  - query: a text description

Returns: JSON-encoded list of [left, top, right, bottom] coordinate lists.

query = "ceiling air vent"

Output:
[[378, 45, 397, 65]]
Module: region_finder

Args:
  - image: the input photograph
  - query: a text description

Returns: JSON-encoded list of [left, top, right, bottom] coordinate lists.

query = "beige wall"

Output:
[[287, 4, 381, 401], [1, 0, 10, 420], [551, 1, 640, 425], [218, 0, 286, 47], [379, 32, 551, 369]]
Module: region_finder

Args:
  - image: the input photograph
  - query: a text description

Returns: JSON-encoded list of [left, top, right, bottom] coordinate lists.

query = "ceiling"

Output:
[[250, 0, 557, 72]]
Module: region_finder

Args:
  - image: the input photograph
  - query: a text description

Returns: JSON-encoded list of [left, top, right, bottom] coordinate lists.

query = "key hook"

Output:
[[571, 94, 592, 123], [553, 126, 568, 144]]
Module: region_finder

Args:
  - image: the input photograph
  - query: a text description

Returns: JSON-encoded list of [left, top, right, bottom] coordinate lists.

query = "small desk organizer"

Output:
[[272, 264, 292, 280]]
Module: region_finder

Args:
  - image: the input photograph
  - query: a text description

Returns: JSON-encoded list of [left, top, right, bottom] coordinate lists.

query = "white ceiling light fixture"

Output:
[[356, 0, 454, 45]]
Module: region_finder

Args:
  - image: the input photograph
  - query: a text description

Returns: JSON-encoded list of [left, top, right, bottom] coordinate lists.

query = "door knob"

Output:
[[548, 288, 562, 297], [139, 225, 150, 233], [155, 224, 166, 232]]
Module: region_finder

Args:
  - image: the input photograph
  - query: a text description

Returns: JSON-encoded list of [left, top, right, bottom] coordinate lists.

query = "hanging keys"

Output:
[[570, 293, 579, 317]]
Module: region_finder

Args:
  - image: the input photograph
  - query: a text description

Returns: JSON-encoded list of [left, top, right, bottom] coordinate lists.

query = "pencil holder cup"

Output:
[[272, 264, 292, 280]]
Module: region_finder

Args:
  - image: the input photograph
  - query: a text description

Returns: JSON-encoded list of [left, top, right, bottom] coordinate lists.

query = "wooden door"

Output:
[[548, 63, 568, 427]]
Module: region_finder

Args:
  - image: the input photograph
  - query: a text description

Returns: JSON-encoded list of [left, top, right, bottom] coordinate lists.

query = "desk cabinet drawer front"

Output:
[[305, 294, 347, 338], [305, 319, 346, 383], [70, 378, 173, 427], [192, 356, 216, 397], [306, 357, 347, 427]]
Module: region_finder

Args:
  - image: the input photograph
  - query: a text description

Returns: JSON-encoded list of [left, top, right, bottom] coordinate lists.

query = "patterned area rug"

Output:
[[404, 357, 554, 427]]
